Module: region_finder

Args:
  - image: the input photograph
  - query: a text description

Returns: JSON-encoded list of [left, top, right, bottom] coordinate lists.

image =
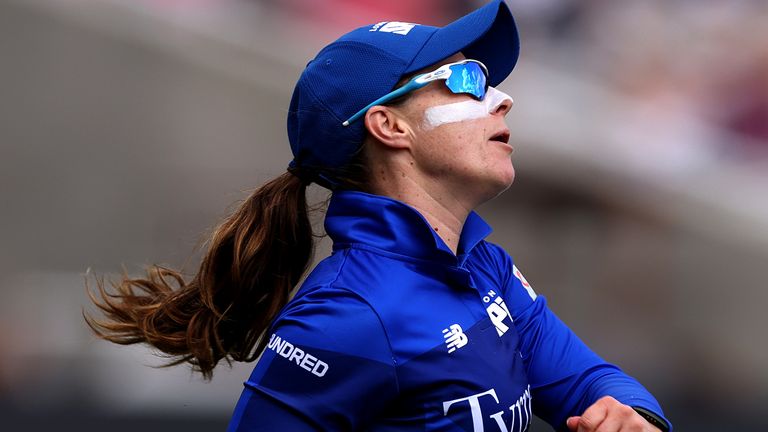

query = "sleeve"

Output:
[[227, 286, 399, 432], [488, 246, 672, 431]]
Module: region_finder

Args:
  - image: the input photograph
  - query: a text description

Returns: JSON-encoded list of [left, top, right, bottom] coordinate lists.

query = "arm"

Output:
[[493, 253, 671, 431], [513, 296, 670, 430]]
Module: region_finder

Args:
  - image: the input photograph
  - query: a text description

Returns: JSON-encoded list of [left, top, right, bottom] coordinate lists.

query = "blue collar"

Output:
[[324, 190, 493, 264]]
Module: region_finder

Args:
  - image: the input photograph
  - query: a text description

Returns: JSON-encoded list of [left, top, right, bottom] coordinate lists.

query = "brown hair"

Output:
[[84, 157, 369, 380]]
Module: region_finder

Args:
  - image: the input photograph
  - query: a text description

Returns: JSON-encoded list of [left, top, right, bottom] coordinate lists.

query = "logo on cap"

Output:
[[370, 21, 417, 35]]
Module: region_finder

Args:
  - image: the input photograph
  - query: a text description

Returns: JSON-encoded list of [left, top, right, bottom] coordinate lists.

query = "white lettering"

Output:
[[455, 385, 532, 432], [495, 297, 512, 318], [288, 346, 305, 365], [487, 303, 509, 336], [521, 385, 533, 429], [265, 333, 330, 378], [510, 386, 533, 432], [312, 360, 329, 377], [300, 353, 316, 372], [278, 340, 294, 358], [509, 397, 521, 432], [267, 333, 278, 349], [486, 295, 513, 337], [443, 388, 499, 432], [490, 410, 507, 431]]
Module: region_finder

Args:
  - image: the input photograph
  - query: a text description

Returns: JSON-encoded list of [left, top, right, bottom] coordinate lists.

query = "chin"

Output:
[[496, 177, 515, 196], [499, 164, 516, 187], [492, 166, 515, 195], [477, 172, 515, 203]]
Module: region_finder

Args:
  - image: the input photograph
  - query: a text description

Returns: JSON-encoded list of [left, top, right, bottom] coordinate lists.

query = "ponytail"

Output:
[[84, 172, 313, 380]]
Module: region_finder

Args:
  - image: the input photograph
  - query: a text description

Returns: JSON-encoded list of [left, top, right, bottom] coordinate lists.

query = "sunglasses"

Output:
[[342, 59, 490, 126]]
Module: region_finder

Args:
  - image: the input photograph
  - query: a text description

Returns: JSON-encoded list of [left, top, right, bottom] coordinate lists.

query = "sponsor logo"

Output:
[[369, 21, 417, 35], [442, 324, 468, 353], [513, 265, 537, 301], [266, 333, 329, 377], [443, 385, 532, 432], [482, 290, 513, 337]]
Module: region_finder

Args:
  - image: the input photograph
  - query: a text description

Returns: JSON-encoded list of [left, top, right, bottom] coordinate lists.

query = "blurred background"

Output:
[[1, 0, 767, 430]]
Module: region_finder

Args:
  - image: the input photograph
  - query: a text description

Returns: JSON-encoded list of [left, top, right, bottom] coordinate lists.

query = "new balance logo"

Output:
[[369, 21, 417, 35], [442, 324, 468, 353]]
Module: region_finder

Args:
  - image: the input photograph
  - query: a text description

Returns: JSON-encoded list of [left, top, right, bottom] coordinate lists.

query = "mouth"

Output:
[[489, 129, 511, 145]]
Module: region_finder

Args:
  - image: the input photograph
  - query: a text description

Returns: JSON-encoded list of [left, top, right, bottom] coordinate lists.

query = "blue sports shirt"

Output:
[[228, 191, 671, 431]]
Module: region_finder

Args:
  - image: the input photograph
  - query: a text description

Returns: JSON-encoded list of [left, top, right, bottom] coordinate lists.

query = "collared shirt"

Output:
[[228, 191, 671, 432]]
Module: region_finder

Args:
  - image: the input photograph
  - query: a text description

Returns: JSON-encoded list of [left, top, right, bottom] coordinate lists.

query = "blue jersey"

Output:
[[228, 191, 671, 431]]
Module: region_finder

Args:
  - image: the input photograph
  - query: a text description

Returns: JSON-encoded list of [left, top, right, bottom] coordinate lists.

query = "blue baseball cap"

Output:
[[287, 0, 519, 188]]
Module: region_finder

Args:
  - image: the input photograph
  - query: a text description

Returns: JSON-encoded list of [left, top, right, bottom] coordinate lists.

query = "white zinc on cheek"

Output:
[[421, 87, 513, 130]]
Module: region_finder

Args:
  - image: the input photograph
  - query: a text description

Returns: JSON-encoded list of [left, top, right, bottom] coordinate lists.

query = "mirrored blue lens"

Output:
[[445, 62, 487, 100]]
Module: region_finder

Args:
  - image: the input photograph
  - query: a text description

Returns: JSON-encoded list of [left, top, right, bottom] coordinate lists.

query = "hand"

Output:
[[566, 396, 661, 432]]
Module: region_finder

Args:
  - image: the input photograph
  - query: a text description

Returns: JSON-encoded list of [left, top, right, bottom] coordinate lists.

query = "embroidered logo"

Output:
[[442, 324, 468, 353], [370, 21, 417, 35]]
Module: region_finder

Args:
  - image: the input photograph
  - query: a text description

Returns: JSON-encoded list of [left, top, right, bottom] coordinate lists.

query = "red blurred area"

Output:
[[279, 0, 464, 28]]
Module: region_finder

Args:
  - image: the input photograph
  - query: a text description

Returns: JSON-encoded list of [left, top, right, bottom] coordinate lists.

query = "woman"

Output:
[[86, 1, 671, 431]]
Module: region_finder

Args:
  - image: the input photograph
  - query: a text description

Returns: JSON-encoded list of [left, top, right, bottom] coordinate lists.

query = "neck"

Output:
[[411, 201, 465, 255], [369, 163, 473, 255]]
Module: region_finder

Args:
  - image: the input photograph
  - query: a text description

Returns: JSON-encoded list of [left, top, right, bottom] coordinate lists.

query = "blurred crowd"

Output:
[[514, 0, 768, 157]]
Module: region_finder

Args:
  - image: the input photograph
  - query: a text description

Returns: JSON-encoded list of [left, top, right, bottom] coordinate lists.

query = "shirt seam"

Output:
[[329, 248, 402, 397]]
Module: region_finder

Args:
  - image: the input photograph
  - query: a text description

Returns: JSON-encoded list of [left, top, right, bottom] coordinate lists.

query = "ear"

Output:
[[363, 106, 414, 150]]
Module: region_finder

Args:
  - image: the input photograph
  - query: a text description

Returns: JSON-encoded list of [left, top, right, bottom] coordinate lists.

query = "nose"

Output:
[[492, 95, 513, 117], [485, 87, 513, 117]]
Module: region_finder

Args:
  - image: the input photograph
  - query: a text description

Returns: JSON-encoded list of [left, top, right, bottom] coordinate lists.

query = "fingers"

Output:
[[568, 396, 659, 432], [566, 416, 581, 431], [577, 396, 611, 431]]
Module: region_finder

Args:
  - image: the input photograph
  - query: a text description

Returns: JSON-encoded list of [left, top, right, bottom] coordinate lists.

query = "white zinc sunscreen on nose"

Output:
[[422, 87, 512, 130]]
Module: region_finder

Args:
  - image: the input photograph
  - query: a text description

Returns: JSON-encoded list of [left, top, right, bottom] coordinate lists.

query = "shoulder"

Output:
[[469, 241, 539, 310], [272, 258, 393, 366], [466, 240, 515, 282], [471, 240, 514, 265], [245, 272, 400, 430]]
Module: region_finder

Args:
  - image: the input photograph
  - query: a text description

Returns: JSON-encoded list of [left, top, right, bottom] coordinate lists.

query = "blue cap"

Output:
[[287, 0, 519, 187]]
